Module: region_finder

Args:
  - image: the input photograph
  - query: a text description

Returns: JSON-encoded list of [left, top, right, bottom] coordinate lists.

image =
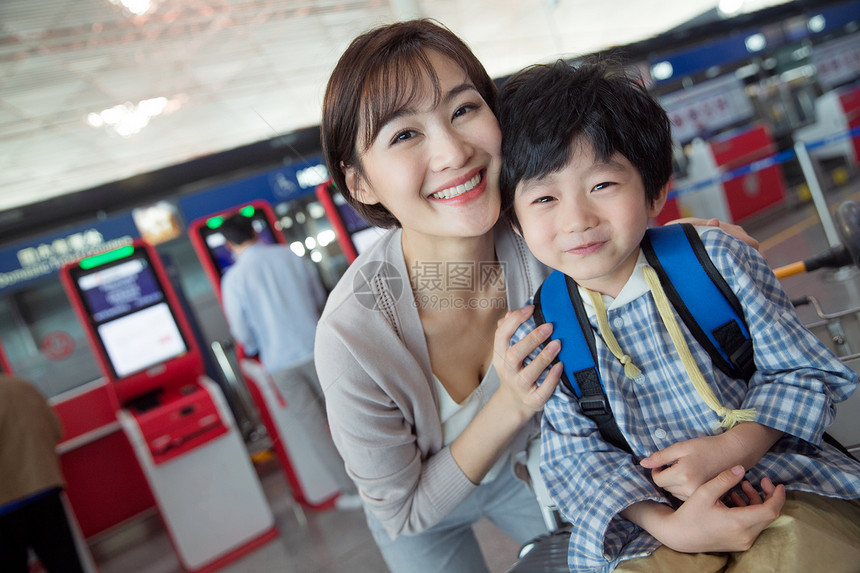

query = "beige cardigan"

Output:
[[0, 374, 65, 507], [315, 222, 550, 539]]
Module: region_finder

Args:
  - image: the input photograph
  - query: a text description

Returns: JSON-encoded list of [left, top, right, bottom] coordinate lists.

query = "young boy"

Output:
[[497, 59, 860, 573]]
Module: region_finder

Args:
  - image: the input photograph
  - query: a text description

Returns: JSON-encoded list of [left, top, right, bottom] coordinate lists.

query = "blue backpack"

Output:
[[532, 223, 755, 453]]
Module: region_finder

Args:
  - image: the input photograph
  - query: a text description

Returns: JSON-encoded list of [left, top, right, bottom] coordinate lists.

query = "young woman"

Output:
[[315, 19, 756, 573]]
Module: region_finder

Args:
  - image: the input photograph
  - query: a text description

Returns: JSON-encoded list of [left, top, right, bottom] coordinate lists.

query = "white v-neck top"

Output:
[[433, 367, 509, 484]]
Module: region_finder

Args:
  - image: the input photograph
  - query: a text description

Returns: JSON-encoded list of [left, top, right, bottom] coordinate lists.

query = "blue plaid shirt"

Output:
[[514, 227, 860, 572]]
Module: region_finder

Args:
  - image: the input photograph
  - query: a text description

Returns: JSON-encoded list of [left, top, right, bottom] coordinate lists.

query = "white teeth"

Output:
[[431, 173, 481, 199]]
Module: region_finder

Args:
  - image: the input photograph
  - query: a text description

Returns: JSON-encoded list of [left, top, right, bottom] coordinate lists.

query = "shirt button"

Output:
[[654, 428, 667, 440], [612, 316, 625, 328]]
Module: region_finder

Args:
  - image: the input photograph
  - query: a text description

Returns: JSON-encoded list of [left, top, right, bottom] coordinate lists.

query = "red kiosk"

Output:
[[60, 242, 277, 572], [188, 202, 342, 510], [315, 180, 383, 264]]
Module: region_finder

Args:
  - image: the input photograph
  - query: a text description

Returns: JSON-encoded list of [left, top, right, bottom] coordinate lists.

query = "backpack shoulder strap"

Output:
[[533, 270, 630, 452], [641, 223, 756, 381]]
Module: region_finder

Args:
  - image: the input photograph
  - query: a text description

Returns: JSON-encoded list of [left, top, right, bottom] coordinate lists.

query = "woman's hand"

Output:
[[665, 217, 760, 251], [450, 305, 562, 483], [492, 305, 562, 418]]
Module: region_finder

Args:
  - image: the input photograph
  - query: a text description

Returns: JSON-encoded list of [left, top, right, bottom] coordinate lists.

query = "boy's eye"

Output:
[[533, 195, 555, 204], [593, 182, 614, 192]]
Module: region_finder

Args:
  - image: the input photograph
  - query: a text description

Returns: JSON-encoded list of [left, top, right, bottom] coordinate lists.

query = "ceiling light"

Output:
[[86, 97, 170, 138], [745, 33, 766, 53], [718, 0, 744, 17], [109, 0, 152, 16], [651, 61, 674, 81], [808, 15, 826, 33]]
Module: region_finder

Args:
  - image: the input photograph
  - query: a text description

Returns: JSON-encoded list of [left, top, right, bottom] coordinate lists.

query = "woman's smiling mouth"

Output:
[[430, 172, 483, 200]]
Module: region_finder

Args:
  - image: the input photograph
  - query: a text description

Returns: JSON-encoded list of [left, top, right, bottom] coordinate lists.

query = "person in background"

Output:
[[219, 212, 360, 509], [498, 58, 860, 573], [315, 19, 759, 573], [0, 373, 87, 573]]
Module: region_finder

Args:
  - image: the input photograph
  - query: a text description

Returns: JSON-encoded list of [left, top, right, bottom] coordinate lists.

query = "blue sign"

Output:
[[178, 158, 328, 224], [651, 32, 758, 84], [0, 213, 139, 294]]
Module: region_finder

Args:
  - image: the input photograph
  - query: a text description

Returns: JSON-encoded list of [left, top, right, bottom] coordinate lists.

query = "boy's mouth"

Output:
[[430, 172, 482, 200], [567, 241, 605, 255]]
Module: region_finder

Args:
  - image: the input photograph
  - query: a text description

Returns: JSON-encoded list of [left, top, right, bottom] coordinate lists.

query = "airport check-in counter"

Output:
[[60, 242, 276, 572], [666, 123, 788, 224], [794, 83, 860, 168]]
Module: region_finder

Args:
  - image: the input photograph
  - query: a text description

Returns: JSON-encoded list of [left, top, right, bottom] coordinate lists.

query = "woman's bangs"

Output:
[[359, 52, 441, 149]]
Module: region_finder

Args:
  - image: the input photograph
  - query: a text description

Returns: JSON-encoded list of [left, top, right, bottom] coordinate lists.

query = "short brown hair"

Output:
[[321, 19, 497, 228]]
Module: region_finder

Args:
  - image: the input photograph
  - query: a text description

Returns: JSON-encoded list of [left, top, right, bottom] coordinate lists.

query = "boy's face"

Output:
[[514, 142, 667, 298]]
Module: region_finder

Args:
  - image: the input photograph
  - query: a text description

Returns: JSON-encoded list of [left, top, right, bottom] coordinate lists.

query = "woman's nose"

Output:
[[429, 127, 471, 172]]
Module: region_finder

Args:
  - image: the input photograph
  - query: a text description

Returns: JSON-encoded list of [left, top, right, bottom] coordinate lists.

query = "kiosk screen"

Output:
[[75, 251, 188, 378]]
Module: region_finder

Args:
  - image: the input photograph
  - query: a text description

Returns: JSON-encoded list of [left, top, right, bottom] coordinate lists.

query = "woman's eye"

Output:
[[453, 103, 478, 119], [391, 129, 418, 145]]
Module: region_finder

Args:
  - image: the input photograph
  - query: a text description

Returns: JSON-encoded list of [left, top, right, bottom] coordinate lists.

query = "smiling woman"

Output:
[[316, 19, 561, 573]]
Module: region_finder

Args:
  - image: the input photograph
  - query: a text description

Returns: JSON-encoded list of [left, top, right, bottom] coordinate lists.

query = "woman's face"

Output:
[[345, 51, 502, 242]]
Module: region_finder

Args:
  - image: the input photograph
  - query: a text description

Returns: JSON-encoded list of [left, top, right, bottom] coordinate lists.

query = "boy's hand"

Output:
[[640, 424, 783, 500], [627, 466, 785, 553], [640, 434, 731, 500], [493, 305, 562, 416]]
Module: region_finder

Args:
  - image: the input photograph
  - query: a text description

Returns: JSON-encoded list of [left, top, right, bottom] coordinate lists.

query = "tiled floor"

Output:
[[83, 173, 860, 573], [87, 447, 523, 573]]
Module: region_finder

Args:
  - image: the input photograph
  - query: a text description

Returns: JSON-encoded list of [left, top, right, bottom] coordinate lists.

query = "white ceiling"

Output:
[[0, 0, 788, 215]]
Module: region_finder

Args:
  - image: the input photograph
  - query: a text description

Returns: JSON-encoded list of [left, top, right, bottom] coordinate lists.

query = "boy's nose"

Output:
[[561, 199, 597, 233]]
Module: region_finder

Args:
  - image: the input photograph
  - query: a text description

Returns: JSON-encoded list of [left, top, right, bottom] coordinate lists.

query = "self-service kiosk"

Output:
[[60, 242, 277, 572], [315, 180, 383, 264], [188, 202, 342, 510]]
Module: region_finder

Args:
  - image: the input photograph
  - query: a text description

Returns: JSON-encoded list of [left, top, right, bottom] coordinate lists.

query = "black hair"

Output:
[[497, 58, 673, 230], [220, 212, 257, 246]]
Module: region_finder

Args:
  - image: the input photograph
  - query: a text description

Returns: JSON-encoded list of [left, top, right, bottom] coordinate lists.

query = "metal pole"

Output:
[[794, 140, 841, 248]]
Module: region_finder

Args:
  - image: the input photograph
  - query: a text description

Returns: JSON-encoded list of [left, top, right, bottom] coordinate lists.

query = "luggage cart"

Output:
[[792, 295, 860, 456]]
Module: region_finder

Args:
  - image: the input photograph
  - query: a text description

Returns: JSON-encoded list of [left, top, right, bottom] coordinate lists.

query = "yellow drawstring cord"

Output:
[[642, 265, 756, 429], [586, 289, 642, 381], [582, 266, 756, 430]]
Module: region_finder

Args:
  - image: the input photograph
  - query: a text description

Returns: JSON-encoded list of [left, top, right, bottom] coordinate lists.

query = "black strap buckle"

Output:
[[579, 396, 610, 417]]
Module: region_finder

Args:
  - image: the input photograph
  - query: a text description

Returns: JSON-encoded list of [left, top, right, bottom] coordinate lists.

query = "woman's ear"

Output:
[[342, 162, 379, 206]]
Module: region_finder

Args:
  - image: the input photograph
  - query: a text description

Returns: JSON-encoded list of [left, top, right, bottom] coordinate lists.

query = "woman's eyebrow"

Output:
[[442, 82, 478, 104], [380, 82, 477, 129]]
